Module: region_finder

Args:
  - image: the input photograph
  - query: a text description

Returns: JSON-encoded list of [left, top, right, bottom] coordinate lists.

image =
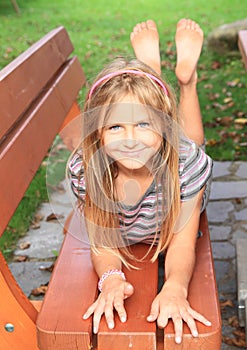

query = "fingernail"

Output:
[[192, 330, 198, 337], [93, 327, 97, 334], [108, 322, 114, 329], [206, 321, 212, 326], [175, 336, 181, 344], [121, 316, 126, 322]]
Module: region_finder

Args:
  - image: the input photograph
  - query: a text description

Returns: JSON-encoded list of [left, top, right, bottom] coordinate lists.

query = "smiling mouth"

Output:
[[117, 149, 146, 157]]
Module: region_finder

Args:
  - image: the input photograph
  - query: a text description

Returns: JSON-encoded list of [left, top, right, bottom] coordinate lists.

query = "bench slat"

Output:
[[0, 26, 73, 140], [0, 57, 85, 235], [164, 211, 221, 349], [37, 211, 98, 349], [98, 244, 157, 350], [0, 254, 39, 350]]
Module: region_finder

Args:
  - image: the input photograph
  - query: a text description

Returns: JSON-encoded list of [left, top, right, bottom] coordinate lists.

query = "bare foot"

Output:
[[130, 19, 161, 75], [175, 18, 204, 85]]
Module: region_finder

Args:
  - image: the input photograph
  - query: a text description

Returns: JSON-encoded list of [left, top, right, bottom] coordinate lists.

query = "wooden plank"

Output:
[[98, 244, 158, 350], [36, 210, 98, 350], [0, 57, 85, 235], [0, 26, 74, 140], [0, 255, 39, 350], [238, 30, 247, 70], [164, 211, 221, 349]]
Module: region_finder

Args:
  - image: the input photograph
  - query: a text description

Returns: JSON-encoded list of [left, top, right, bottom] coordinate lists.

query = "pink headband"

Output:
[[88, 69, 169, 99]]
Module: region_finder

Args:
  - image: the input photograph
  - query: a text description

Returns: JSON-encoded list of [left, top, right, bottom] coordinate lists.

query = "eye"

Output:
[[137, 122, 150, 129], [108, 124, 122, 132]]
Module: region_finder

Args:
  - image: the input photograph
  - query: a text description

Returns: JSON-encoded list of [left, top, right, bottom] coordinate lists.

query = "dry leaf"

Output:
[[39, 263, 55, 272], [13, 255, 28, 262], [19, 242, 31, 250], [211, 61, 221, 70], [235, 118, 247, 125], [228, 315, 239, 327], [220, 299, 234, 309], [46, 213, 64, 221], [31, 284, 48, 296]]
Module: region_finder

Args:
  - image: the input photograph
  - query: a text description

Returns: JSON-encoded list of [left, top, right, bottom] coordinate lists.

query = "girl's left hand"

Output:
[[147, 282, 211, 344]]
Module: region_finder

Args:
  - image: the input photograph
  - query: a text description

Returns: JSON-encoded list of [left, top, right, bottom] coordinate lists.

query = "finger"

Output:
[[189, 308, 212, 327], [172, 315, 183, 344], [147, 300, 159, 322], [82, 302, 97, 319], [93, 309, 105, 334], [123, 282, 134, 299], [104, 298, 115, 329], [114, 298, 127, 323], [180, 311, 199, 338]]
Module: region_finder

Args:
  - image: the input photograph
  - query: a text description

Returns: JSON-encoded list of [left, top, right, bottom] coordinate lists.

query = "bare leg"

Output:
[[175, 19, 204, 145], [130, 20, 161, 75]]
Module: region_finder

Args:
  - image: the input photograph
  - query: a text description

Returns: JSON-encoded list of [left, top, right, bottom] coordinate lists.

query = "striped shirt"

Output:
[[68, 138, 213, 244]]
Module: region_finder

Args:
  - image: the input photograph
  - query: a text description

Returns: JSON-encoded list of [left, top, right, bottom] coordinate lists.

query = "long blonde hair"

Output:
[[78, 57, 181, 267]]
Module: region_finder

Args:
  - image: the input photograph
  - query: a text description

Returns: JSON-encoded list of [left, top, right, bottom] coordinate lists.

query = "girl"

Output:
[[68, 19, 213, 344]]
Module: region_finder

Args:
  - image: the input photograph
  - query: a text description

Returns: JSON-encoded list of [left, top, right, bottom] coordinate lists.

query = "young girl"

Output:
[[68, 18, 213, 344]]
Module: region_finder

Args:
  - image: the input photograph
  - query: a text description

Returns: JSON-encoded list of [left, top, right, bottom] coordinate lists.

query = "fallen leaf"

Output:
[[19, 242, 31, 250], [216, 116, 233, 127], [211, 61, 221, 70], [39, 263, 55, 272], [46, 213, 64, 221], [227, 78, 240, 87], [31, 284, 48, 296], [220, 299, 234, 309], [228, 315, 239, 327], [13, 255, 28, 262], [235, 118, 247, 125]]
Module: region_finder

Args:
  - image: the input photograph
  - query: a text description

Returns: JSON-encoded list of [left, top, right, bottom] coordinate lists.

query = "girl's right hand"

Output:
[[83, 277, 134, 333]]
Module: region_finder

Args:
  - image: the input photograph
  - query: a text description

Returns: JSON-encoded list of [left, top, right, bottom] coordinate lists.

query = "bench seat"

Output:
[[37, 210, 221, 350]]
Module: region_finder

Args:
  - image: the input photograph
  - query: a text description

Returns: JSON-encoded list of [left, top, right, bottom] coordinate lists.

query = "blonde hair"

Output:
[[77, 57, 181, 267]]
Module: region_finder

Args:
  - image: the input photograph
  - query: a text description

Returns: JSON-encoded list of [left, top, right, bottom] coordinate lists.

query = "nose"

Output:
[[123, 126, 138, 149]]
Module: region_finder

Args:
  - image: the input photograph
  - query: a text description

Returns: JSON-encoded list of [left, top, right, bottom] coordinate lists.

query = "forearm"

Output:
[[162, 191, 202, 296], [164, 244, 196, 297], [91, 248, 122, 278]]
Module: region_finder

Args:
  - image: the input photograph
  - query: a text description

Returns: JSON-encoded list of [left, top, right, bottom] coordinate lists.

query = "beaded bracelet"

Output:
[[98, 269, 126, 292]]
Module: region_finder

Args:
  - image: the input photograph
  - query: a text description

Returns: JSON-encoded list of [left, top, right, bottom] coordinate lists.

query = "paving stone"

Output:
[[212, 161, 232, 178], [14, 221, 64, 259], [236, 162, 247, 179], [231, 230, 247, 244], [207, 201, 234, 223], [210, 181, 247, 200], [9, 261, 52, 297], [234, 208, 247, 221], [209, 225, 231, 241], [212, 241, 236, 259], [214, 260, 230, 284]]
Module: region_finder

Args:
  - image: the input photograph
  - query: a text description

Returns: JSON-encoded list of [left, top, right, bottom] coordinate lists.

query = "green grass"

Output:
[[0, 0, 246, 257]]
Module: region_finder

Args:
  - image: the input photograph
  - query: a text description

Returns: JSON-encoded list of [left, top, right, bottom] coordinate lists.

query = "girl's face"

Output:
[[100, 96, 163, 172]]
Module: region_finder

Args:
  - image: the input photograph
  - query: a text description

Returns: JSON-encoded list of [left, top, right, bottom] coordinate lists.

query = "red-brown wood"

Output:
[[238, 30, 247, 69], [98, 245, 158, 350], [0, 26, 85, 350], [36, 210, 98, 350], [163, 211, 221, 349], [0, 26, 73, 140], [0, 57, 85, 236]]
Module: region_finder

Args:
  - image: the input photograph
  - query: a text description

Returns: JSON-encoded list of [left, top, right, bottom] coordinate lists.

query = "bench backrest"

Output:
[[0, 26, 85, 235], [0, 27, 85, 350]]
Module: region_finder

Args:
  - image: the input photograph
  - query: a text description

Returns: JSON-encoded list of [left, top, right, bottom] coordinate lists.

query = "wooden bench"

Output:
[[0, 27, 222, 350], [0, 26, 85, 350]]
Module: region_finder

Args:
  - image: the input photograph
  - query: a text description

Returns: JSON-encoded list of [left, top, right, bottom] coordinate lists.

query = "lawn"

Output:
[[0, 0, 246, 257]]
